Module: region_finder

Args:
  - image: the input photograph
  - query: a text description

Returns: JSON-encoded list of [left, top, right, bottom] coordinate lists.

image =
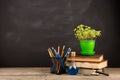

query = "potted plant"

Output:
[[73, 24, 101, 56]]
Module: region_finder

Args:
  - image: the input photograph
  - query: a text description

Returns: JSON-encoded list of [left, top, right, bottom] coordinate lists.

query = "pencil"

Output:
[[56, 59, 59, 74], [56, 46, 60, 73], [48, 48, 52, 57], [61, 45, 65, 57], [48, 48, 55, 57], [57, 46, 60, 54], [48, 48, 56, 73]]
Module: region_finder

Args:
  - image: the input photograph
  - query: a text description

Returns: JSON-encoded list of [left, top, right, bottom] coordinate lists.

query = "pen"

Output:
[[96, 70, 109, 76]]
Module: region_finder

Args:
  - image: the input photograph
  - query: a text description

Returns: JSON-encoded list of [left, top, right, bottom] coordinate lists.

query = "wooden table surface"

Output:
[[0, 67, 120, 80]]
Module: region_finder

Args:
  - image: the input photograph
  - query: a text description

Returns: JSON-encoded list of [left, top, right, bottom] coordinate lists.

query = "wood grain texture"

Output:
[[0, 67, 120, 80]]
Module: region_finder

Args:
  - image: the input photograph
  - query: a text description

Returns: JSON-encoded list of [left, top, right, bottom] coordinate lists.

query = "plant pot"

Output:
[[80, 40, 95, 56]]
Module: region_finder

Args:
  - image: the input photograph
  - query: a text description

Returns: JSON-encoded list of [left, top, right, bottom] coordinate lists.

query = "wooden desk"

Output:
[[0, 68, 120, 80]]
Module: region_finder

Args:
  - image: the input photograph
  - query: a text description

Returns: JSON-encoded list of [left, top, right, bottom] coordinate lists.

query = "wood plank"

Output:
[[0, 67, 119, 80]]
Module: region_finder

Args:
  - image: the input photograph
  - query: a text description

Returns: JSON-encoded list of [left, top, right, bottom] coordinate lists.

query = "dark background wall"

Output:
[[0, 0, 119, 67]]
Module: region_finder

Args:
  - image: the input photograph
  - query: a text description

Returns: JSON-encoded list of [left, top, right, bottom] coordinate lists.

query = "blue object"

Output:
[[63, 47, 71, 61], [67, 66, 79, 75], [64, 47, 71, 57]]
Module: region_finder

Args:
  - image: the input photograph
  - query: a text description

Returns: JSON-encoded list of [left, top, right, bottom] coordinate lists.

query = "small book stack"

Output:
[[65, 52, 108, 76]]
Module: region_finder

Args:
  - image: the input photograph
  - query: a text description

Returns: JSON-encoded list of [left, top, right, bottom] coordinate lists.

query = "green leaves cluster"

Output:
[[73, 24, 101, 40]]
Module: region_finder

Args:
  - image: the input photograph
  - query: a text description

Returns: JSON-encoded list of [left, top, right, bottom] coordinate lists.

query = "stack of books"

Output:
[[65, 53, 108, 75]]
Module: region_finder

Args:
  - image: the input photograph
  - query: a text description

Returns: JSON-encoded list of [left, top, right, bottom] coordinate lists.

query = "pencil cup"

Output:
[[50, 57, 66, 74]]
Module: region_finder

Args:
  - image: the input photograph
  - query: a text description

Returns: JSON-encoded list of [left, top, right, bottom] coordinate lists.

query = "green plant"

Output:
[[73, 24, 101, 40]]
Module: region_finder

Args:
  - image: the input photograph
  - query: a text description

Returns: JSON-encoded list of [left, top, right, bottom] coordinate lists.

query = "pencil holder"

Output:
[[50, 57, 66, 74]]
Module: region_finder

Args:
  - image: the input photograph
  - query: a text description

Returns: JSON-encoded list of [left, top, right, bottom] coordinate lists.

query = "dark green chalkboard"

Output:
[[0, 0, 119, 67]]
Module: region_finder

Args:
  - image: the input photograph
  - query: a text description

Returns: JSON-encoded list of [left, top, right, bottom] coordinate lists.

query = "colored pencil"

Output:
[[61, 45, 65, 57], [57, 46, 60, 54], [48, 48, 55, 57]]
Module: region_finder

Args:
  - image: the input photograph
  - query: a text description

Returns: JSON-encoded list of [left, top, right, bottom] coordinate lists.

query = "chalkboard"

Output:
[[0, 0, 120, 67]]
